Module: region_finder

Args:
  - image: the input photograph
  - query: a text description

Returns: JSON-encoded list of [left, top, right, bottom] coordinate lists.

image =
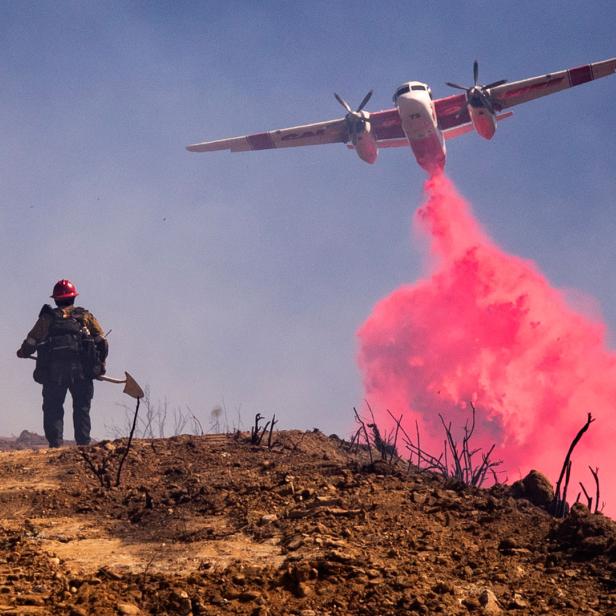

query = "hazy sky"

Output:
[[2, 2, 615, 440]]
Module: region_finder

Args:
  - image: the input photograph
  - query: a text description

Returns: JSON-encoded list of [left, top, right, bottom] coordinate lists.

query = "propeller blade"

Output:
[[357, 90, 373, 112], [446, 82, 469, 91], [478, 89, 494, 111], [484, 79, 508, 89], [334, 93, 352, 113], [473, 60, 479, 86]]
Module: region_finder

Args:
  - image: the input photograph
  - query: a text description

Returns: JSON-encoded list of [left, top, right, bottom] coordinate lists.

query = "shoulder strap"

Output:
[[72, 307, 90, 323], [38, 304, 54, 318]]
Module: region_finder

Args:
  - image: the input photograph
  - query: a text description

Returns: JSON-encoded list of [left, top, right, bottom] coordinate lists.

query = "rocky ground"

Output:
[[0, 429, 614, 615]]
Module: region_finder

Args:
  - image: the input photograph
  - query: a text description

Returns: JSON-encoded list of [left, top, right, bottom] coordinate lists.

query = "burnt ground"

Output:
[[0, 430, 614, 615]]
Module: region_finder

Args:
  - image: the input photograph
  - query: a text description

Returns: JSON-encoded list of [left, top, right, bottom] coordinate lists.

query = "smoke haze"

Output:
[[358, 174, 616, 517]]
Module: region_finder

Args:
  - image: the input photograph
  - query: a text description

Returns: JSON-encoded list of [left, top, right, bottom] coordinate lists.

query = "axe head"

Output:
[[123, 371, 144, 399]]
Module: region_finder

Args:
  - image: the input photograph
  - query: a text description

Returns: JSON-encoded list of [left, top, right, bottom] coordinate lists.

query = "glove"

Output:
[[16, 347, 33, 359], [17, 338, 36, 359]]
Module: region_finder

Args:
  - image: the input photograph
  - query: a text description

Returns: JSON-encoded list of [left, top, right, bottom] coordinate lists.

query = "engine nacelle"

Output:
[[352, 121, 378, 164], [468, 104, 497, 140]]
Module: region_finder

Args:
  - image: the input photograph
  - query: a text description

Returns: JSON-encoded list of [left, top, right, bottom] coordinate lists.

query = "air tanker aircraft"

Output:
[[187, 57, 616, 173]]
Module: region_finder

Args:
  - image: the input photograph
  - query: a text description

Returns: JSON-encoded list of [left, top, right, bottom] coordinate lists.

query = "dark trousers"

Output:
[[41, 380, 94, 447]]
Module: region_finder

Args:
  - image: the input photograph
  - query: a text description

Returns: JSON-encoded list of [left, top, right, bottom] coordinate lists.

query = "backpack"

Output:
[[34, 305, 99, 383]]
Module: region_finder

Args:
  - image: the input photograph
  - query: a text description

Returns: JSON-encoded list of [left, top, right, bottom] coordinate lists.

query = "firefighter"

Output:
[[16, 280, 108, 448]]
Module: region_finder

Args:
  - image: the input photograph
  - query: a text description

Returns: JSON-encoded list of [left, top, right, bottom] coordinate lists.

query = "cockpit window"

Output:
[[411, 84, 426, 91], [393, 85, 411, 101]]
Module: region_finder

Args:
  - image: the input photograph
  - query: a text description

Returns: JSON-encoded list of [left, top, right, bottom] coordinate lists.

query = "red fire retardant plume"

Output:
[[358, 173, 616, 518]]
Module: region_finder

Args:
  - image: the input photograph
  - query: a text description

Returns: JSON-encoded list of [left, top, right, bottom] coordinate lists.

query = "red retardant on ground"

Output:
[[357, 173, 616, 518]]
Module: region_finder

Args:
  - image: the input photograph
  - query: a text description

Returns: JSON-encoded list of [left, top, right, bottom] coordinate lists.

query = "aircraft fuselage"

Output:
[[394, 81, 446, 173]]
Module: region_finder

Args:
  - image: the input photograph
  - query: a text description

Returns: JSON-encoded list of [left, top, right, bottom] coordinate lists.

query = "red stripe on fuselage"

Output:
[[568, 65, 594, 87], [247, 132, 276, 150]]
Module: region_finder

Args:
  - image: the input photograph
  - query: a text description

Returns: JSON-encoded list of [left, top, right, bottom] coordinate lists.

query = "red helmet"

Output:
[[51, 279, 79, 300]]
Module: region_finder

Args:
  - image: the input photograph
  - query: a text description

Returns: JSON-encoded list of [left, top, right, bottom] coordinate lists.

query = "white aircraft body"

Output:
[[187, 57, 616, 173]]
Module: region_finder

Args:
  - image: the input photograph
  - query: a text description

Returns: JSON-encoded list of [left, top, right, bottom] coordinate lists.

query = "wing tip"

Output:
[[186, 138, 246, 153], [186, 143, 206, 152]]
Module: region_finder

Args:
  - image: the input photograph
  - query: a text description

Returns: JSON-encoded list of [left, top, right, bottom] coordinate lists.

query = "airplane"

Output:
[[186, 57, 616, 174]]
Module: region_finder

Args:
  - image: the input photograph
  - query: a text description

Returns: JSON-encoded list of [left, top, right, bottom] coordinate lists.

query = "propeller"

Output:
[[334, 90, 373, 139], [446, 61, 507, 112]]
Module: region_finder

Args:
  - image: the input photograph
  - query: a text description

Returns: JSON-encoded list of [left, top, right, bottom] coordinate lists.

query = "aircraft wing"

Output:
[[488, 57, 616, 111], [434, 93, 472, 131], [186, 107, 404, 154], [370, 108, 405, 140], [187, 117, 348, 153]]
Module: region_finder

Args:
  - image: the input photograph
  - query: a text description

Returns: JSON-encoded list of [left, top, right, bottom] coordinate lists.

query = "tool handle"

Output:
[[98, 375, 126, 384]]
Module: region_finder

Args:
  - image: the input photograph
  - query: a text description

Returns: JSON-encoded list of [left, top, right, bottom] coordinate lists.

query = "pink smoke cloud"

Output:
[[357, 173, 616, 517]]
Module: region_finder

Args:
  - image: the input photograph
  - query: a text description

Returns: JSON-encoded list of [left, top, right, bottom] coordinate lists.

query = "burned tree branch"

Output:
[[78, 447, 112, 489], [560, 459, 572, 518], [251, 413, 264, 445], [579, 481, 593, 511], [390, 413, 403, 463], [589, 466, 600, 514], [115, 398, 141, 487], [189, 408, 204, 436], [267, 413, 278, 449], [386, 409, 446, 474], [366, 402, 397, 460], [387, 406, 501, 488], [353, 407, 373, 464], [249, 413, 278, 447], [415, 419, 421, 469], [551, 412, 595, 517]]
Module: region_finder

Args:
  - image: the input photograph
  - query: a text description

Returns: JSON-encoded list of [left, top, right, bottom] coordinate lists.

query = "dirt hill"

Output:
[[0, 430, 614, 615]]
